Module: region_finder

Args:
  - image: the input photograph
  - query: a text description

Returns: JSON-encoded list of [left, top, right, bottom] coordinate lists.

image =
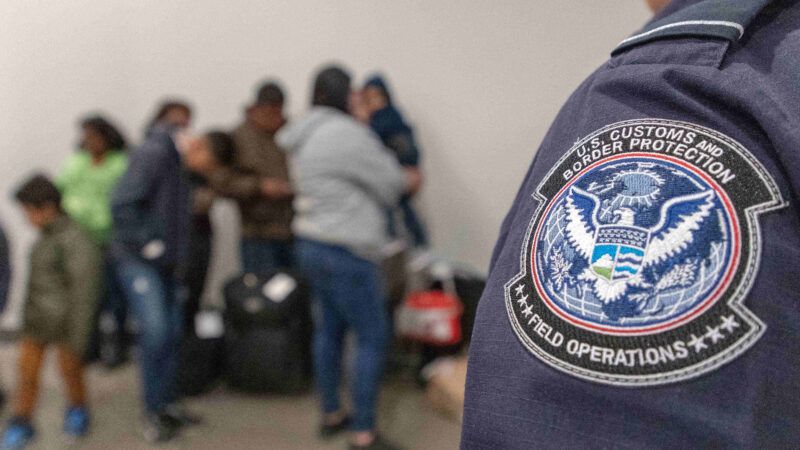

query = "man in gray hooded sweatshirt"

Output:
[[277, 65, 411, 450]]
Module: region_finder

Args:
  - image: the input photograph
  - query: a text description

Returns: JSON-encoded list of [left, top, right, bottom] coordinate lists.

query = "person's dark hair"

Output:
[[312, 65, 351, 113], [254, 82, 285, 106], [14, 174, 62, 208], [364, 74, 393, 105], [205, 131, 236, 166], [80, 115, 127, 151], [148, 100, 192, 130]]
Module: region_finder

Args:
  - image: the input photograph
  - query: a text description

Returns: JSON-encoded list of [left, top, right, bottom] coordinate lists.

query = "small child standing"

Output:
[[2, 175, 102, 450]]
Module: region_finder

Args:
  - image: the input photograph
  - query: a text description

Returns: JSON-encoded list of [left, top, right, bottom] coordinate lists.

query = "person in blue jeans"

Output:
[[110, 100, 199, 444], [277, 65, 415, 450], [295, 242, 390, 436], [113, 257, 182, 406]]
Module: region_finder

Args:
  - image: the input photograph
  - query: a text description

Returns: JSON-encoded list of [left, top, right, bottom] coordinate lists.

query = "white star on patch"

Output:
[[514, 284, 525, 297], [516, 294, 529, 308], [688, 334, 708, 353], [705, 325, 724, 344], [522, 304, 534, 318], [720, 315, 740, 334]]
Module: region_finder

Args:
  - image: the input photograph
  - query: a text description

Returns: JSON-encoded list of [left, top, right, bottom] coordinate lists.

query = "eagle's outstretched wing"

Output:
[[564, 187, 601, 260], [643, 190, 715, 267]]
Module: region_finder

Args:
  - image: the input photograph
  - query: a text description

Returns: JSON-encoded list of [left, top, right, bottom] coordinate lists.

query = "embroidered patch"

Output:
[[506, 119, 785, 386]]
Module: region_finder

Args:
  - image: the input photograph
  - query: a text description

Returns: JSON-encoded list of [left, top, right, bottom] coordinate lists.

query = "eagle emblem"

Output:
[[565, 186, 715, 304]]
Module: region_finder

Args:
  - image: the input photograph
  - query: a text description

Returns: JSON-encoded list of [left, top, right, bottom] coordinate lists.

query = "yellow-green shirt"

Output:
[[57, 150, 128, 244]]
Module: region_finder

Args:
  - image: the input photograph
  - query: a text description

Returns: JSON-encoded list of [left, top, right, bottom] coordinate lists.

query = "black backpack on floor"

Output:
[[177, 309, 226, 397], [454, 274, 486, 344], [223, 271, 312, 393]]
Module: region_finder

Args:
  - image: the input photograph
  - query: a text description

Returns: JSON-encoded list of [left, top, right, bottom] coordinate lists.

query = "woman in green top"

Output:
[[58, 117, 128, 244], [57, 116, 129, 366]]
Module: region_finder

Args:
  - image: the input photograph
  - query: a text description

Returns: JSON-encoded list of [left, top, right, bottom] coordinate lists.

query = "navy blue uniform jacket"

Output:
[[463, 1, 800, 448]]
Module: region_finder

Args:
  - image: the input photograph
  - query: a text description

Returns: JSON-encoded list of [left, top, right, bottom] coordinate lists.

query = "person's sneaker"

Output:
[[162, 403, 203, 428], [349, 435, 402, 450], [1, 418, 35, 450], [63, 407, 90, 439], [318, 415, 351, 439], [141, 413, 178, 444]]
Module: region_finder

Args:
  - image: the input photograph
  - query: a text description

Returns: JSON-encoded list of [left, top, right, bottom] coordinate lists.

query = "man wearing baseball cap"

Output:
[[190, 81, 294, 274]]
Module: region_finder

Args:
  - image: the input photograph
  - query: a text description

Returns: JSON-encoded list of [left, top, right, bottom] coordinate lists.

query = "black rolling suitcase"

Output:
[[454, 274, 486, 344], [223, 271, 312, 393]]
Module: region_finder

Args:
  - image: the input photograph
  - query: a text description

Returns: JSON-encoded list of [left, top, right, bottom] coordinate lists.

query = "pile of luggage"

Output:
[[392, 254, 485, 421], [394, 256, 485, 366], [174, 251, 486, 412]]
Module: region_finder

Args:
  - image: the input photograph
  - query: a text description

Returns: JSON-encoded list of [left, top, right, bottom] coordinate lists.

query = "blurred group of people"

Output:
[[0, 64, 425, 450]]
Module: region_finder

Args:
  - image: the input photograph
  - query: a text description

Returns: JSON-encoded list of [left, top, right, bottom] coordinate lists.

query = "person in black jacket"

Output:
[[0, 223, 9, 320], [110, 100, 199, 443], [0, 222, 9, 412]]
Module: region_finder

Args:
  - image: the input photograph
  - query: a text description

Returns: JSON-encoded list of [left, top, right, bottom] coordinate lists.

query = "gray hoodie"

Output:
[[277, 106, 407, 260]]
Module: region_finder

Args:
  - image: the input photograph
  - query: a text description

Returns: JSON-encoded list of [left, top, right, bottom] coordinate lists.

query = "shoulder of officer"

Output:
[[612, 0, 774, 55]]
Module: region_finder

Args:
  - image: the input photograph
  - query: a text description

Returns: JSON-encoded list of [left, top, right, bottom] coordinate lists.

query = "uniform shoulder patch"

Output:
[[506, 119, 785, 386]]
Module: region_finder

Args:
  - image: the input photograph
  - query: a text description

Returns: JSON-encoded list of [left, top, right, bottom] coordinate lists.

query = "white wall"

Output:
[[0, 0, 650, 327]]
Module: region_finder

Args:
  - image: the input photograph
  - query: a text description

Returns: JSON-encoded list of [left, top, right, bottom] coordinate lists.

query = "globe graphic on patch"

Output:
[[533, 156, 735, 332]]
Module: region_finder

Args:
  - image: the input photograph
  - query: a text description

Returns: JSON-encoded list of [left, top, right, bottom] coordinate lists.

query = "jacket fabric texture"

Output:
[[110, 125, 191, 275], [22, 215, 102, 355], [276, 106, 406, 261], [369, 105, 420, 168], [208, 122, 293, 241]]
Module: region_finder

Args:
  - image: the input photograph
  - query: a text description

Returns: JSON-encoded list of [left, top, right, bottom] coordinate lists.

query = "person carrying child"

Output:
[[2, 175, 102, 450]]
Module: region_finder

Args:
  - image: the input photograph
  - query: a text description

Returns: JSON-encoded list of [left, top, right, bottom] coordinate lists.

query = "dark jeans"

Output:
[[388, 196, 428, 247], [86, 254, 128, 362], [240, 238, 293, 274], [104, 258, 128, 330], [296, 239, 389, 432], [115, 256, 183, 413]]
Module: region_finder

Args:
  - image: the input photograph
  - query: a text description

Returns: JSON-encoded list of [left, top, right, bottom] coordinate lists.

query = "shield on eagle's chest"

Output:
[[590, 225, 649, 281]]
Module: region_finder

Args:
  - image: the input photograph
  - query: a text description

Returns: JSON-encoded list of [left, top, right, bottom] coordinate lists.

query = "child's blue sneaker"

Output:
[[1, 418, 35, 450], [63, 407, 90, 438]]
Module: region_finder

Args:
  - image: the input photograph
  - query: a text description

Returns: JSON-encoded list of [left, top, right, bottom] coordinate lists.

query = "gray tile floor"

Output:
[[0, 343, 461, 449]]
